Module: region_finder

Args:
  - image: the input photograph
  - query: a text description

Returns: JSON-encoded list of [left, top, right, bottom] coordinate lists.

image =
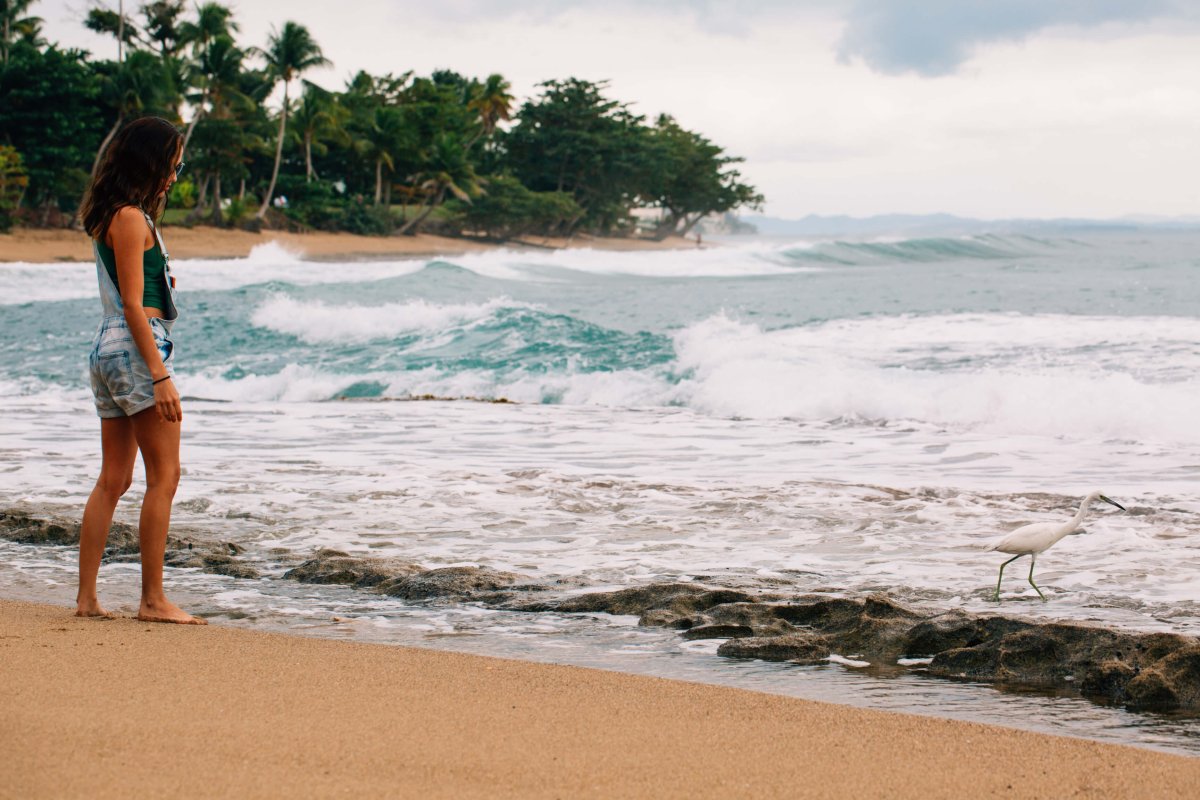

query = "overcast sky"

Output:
[[33, 1, 1200, 219]]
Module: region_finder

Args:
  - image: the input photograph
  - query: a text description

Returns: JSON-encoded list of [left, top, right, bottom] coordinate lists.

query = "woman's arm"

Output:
[[109, 207, 182, 423]]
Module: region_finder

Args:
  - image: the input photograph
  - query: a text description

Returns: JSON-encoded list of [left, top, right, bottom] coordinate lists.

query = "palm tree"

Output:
[[290, 81, 347, 182], [255, 21, 328, 219], [185, 34, 254, 222], [465, 73, 514, 150], [398, 133, 483, 235], [179, 2, 240, 152], [90, 50, 177, 175], [1, 0, 42, 64]]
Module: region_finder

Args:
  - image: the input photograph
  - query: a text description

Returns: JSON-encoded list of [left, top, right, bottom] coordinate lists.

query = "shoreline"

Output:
[[3, 598, 1198, 799], [0, 225, 705, 263]]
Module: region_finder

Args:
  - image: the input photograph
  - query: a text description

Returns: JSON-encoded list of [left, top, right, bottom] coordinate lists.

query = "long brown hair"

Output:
[[80, 116, 182, 240]]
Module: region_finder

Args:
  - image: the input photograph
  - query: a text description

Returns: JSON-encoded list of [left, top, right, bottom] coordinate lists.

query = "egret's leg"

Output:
[[994, 555, 1022, 602], [1027, 554, 1046, 601]]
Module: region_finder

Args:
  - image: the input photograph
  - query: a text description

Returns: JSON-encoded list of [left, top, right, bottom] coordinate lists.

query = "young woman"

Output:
[[77, 116, 205, 625]]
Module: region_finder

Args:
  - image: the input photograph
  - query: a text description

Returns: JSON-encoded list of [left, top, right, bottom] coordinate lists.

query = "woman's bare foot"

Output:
[[138, 597, 207, 625], [75, 600, 116, 619]]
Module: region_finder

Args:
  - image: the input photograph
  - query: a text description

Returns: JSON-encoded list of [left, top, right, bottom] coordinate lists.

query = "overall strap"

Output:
[[140, 209, 170, 261]]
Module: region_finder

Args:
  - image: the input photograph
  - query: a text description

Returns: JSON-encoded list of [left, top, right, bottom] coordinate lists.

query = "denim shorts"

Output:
[[88, 316, 176, 418]]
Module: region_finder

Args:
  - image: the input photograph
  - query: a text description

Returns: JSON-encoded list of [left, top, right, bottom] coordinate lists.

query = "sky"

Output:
[[30, 1, 1200, 220]]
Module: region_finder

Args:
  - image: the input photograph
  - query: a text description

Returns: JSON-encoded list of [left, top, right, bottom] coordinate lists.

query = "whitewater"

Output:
[[2, 230, 1199, 753]]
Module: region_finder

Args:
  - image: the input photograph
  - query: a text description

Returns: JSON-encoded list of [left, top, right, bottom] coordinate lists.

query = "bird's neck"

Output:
[[1066, 498, 1093, 533]]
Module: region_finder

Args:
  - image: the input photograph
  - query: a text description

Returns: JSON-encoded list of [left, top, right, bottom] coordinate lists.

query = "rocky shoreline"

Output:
[[5, 507, 1198, 714]]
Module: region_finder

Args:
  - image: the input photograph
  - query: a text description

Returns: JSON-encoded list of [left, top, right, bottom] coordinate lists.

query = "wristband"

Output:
[[152, 375, 172, 386]]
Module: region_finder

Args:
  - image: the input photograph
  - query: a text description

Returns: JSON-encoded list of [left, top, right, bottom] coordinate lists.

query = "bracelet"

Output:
[[152, 375, 172, 385]]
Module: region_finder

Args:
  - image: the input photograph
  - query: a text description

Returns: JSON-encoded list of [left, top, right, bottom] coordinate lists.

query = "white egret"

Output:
[[987, 491, 1126, 602]]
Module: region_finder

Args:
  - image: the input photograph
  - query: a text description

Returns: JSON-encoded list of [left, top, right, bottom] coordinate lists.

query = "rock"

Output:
[[640, 609, 699, 629], [0, 508, 138, 554], [553, 583, 710, 615], [377, 566, 527, 600], [1079, 660, 1137, 704], [717, 633, 830, 664], [1125, 670, 1179, 711], [682, 624, 756, 641], [163, 544, 260, 579], [284, 549, 420, 588]]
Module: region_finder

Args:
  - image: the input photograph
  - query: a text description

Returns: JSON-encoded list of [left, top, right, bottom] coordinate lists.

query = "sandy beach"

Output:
[[2, 599, 1197, 799], [0, 226, 701, 263]]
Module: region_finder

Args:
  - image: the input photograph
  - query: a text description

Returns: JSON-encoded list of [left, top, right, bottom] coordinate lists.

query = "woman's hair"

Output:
[[80, 116, 182, 240]]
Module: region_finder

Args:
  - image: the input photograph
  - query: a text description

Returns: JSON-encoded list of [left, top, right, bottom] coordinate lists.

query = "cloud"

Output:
[[836, 0, 1177, 76]]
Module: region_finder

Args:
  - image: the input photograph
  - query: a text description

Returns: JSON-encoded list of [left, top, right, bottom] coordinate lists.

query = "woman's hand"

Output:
[[154, 376, 182, 423]]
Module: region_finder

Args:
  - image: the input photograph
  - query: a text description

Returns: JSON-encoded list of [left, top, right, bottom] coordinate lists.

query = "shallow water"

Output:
[[2, 231, 1199, 754]]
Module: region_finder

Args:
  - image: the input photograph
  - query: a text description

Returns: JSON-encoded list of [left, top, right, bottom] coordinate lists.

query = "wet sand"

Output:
[[2, 599, 1197, 798], [0, 226, 701, 263]]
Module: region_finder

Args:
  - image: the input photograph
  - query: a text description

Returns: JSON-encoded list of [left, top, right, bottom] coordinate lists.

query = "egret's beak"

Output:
[[1100, 495, 1127, 512]]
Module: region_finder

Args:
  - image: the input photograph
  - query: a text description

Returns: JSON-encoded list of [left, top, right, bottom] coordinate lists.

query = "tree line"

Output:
[[0, 0, 762, 238]]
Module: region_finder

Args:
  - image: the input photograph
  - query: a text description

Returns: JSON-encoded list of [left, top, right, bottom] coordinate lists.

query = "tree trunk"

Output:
[[211, 173, 223, 226], [677, 212, 706, 238], [374, 157, 382, 206], [257, 80, 289, 219], [397, 185, 445, 235], [182, 102, 205, 153], [304, 132, 313, 182], [91, 114, 125, 176], [187, 173, 211, 222], [238, 179, 245, 202]]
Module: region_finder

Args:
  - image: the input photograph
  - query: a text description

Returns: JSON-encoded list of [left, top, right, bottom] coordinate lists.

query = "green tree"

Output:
[[644, 115, 763, 239], [290, 80, 347, 182], [398, 132, 482, 235], [1, 0, 42, 64], [0, 144, 29, 230], [140, 0, 188, 57], [338, 70, 411, 205], [184, 33, 258, 223], [255, 21, 329, 219], [503, 78, 653, 234], [90, 49, 180, 175], [178, 2, 240, 151], [449, 174, 579, 240], [0, 42, 102, 221], [466, 73, 514, 150]]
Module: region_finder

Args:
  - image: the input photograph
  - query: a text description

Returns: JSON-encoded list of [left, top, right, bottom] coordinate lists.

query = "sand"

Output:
[[2, 599, 1196, 798], [0, 226, 703, 263]]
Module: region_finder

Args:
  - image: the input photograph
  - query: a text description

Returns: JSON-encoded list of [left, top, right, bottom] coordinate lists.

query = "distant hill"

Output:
[[735, 213, 1200, 237]]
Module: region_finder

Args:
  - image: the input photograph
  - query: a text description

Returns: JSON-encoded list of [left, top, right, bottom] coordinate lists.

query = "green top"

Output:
[[96, 239, 167, 311]]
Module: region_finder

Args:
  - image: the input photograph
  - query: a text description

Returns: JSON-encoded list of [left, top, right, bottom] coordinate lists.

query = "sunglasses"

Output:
[[174, 161, 186, 178]]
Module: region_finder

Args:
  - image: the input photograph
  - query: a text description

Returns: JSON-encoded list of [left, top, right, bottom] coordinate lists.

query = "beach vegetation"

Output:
[[255, 21, 330, 219], [0, 1, 761, 240], [0, 144, 29, 231]]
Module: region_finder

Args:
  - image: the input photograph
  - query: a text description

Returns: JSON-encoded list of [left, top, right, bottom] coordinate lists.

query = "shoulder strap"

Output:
[[140, 208, 169, 261]]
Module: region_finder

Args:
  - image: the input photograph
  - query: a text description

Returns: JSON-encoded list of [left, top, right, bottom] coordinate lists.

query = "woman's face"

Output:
[[161, 142, 184, 197]]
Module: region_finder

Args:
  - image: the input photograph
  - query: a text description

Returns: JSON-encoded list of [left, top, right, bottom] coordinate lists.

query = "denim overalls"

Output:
[[88, 211, 180, 418]]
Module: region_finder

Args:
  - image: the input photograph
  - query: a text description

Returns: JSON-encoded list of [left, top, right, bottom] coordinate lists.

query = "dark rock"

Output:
[[0, 508, 138, 554], [682, 624, 756, 641], [717, 633, 830, 664], [378, 566, 526, 600], [283, 549, 420, 588], [553, 583, 709, 615], [1080, 660, 1137, 704], [772, 594, 924, 659], [198, 552, 259, 580], [1153, 646, 1200, 709], [1125, 670, 1179, 711], [640, 609, 700, 629]]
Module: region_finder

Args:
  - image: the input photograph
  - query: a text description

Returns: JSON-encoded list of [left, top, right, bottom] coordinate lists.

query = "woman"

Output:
[[76, 116, 204, 625]]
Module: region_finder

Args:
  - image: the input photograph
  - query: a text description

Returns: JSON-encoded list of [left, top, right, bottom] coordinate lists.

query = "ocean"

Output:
[[2, 230, 1199, 753]]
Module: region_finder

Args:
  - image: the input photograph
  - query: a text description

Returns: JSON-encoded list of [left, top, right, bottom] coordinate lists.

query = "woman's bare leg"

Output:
[[131, 407, 205, 625], [77, 417, 137, 617]]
